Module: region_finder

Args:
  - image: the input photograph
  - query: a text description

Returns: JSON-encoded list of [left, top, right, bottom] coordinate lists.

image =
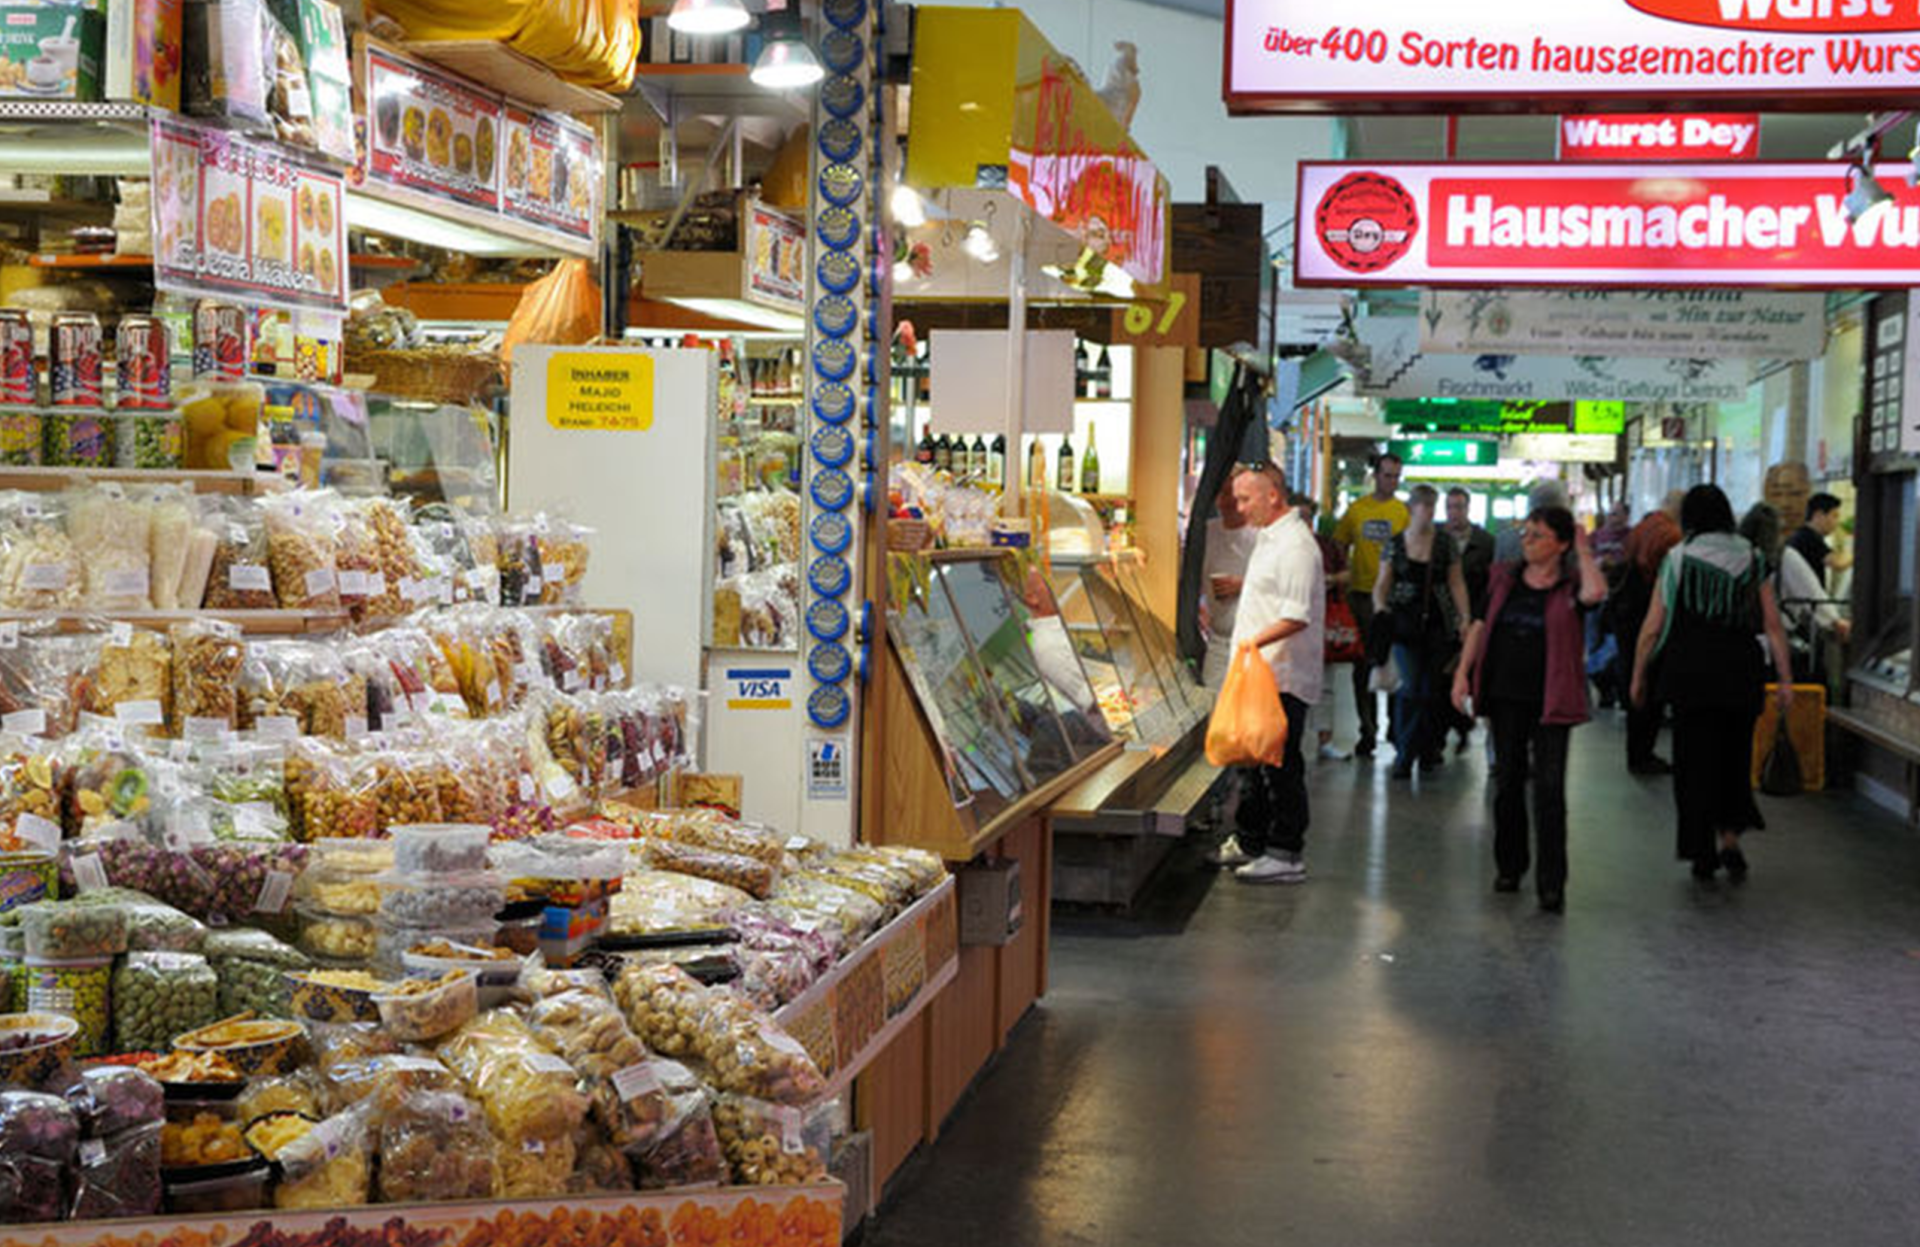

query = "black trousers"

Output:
[[1235, 694, 1310, 857], [1349, 592, 1381, 747], [1671, 706, 1763, 864], [1487, 699, 1571, 896]]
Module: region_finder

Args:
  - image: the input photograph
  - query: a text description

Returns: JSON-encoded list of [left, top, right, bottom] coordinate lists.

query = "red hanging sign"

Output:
[[1558, 113, 1761, 161]]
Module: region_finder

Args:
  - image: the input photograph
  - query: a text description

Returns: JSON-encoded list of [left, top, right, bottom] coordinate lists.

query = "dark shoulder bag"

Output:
[[1761, 724, 1803, 797]]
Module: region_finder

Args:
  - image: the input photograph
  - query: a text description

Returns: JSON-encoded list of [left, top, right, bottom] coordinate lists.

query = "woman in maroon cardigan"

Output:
[[1450, 506, 1609, 913]]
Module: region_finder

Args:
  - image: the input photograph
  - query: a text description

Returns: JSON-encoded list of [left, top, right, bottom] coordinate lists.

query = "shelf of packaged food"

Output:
[[27, 253, 151, 269], [774, 876, 959, 1101], [0, 466, 281, 495], [16, 1182, 843, 1247], [403, 39, 624, 114], [0, 609, 350, 635]]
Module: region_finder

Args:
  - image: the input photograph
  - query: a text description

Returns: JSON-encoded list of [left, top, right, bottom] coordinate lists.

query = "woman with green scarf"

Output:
[[1629, 485, 1795, 882]]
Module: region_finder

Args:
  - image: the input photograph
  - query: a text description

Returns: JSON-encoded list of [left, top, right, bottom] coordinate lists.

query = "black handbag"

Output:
[[1760, 724, 1804, 797]]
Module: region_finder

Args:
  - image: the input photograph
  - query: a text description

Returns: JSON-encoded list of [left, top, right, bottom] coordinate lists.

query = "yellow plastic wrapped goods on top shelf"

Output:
[[369, 0, 640, 92]]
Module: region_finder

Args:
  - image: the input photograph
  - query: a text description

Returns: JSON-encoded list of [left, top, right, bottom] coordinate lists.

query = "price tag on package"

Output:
[[612, 1062, 661, 1102]]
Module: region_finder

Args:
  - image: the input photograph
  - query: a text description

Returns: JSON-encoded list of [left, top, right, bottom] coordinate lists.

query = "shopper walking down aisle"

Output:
[[1451, 506, 1608, 913], [1372, 485, 1470, 779], [1208, 466, 1325, 885], [1442, 487, 1494, 755], [1332, 454, 1406, 758], [1630, 485, 1796, 884], [1200, 475, 1261, 690], [1615, 492, 1684, 775], [1495, 478, 1569, 563], [1294, 495, 1352, 762]]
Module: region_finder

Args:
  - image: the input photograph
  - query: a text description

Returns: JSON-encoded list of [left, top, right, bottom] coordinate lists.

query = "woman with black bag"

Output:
[[1630, 485, 1796, 883], [1372, 485, 1471, 779]]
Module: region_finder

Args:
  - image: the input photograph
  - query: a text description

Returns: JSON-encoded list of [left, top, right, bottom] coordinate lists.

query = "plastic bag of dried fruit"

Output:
[[257, 492, 342, 612], [169, 619, 244, 740], [66, 484, 153, 610], [315, 492, 378, 621], [361, 496, 420, 619], [0, 493, 81, 611], [81, 622, 171, 739], [198, 496, 276, 611]]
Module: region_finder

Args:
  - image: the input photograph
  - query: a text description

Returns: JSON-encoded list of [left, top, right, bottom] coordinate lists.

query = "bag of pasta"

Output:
[[259, 492, 342, 611], [0, 492, 81, 610], [67, 484, 152, 610], [169, 619, 244, 739], [200, 497, 276, 610]]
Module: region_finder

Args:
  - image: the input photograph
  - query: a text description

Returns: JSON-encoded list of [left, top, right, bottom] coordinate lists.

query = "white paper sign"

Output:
[[1419, 290, 1827, 360], [1353, 317, 1751, 403]]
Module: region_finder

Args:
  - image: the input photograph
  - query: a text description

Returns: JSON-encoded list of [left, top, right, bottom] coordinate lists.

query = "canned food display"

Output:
[[0, 309, 35, 405], [114, 410, 184, 469], [193, 301, 246, 381], [43, 409, 115, 467], [116, 315, 172, 410], [0, 409, 41, 465], [49, 312, 103, 407]]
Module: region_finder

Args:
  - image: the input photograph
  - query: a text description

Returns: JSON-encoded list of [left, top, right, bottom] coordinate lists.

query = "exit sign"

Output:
[[1389, 438, 1498, 468]]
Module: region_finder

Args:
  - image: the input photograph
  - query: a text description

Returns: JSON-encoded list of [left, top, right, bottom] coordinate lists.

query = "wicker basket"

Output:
[[349, 347, 502, 403]]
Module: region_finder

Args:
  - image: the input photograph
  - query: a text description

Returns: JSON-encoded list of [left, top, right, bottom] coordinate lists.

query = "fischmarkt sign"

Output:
[[1354, 317, 1751, 403], [1420, 290, 1826, 359]]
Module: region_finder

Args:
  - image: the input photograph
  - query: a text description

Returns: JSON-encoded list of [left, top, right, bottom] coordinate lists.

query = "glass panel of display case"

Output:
[[1043, 559, 1138, 739], [1109, 556, 1207, 729], [940, 555, 1114, 766], [886, 555, 1025, 819], [1079, 560, 1178, 742], [366, 398, 500, 511], [932, 558, 1078, 788]]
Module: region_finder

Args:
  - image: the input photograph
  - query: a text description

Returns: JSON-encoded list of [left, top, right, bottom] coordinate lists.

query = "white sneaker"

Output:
[[1235, 851, 1307, 885], [1207, 835, 1253, 868], [1318, 743, 1351, 762]]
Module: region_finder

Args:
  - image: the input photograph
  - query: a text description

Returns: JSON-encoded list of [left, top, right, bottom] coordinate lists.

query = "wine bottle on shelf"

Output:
[[969, 435, 988, 479], [1056, 434, 1074, 492], [1026, 436, 1046, 490], [933, 433, 952, 472], [1073, 340, 1090, 398], [915, 427, 936, 466], [988, 433, 1006, 488], [1080, 421, 1100, 494], [1094, 346, 1113, 400]]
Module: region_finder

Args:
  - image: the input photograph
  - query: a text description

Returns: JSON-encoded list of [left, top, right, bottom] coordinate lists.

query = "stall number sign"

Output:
[[1111, 273, 1200, 349], [1559, 113, 1760, 160], [547, 353, 654, 431], [1228, 0, 1920, 111], [725, 668, 793, 711], [1296, 161, 1920, 288], [1388, 438, 1499, 467]]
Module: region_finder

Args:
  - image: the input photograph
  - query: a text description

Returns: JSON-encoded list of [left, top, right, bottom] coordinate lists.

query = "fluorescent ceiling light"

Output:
[[751, 36, 824, 89], [345, 192, 553, 257], [662, 296, 808, 332], [669, 0, 750, 34]]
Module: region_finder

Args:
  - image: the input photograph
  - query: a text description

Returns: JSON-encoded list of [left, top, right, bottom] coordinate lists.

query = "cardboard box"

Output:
[[959, 858, 1022, 946], [105, 0, 181, 109], [0, 4, 105, 100]]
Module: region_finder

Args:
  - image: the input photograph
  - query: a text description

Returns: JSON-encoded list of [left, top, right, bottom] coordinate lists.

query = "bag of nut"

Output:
[[258, 493, 344, 613]]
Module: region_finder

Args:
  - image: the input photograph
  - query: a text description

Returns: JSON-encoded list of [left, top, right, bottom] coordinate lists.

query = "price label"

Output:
[[612, 1062, 661, 1102], [253, 716, 300, 742], [304, 568, 337, 597], [80, 1139, 106, 1166], [518, 774, 536, 801], [255, 870, 295, 913], [185, 716, 233, 740], [0, 622, 19, 649], [230, 564, 272, 592], [775, 1106, 806, 1154], [526, 1052, 574, 1076], [2, 709, 47, 736], [234, 803, 276, 836], [338, 570, 367, 596], [104, 568, 150, 597], [72, 853, 108, 893], [19, 564, 66, 591], [13, 813, 58, 852], [109, 622, 134, 647], [114, 700, 165, 726]]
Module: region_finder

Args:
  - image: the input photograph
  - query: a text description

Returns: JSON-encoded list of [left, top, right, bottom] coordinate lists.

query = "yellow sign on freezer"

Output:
[[546, 351, 654, 431]]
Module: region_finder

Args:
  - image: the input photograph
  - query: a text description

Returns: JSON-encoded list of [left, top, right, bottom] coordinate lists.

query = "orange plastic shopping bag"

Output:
[[1205, 643, 1289, 768]]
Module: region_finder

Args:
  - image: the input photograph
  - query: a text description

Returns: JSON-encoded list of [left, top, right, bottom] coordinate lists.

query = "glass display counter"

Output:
[[1044, 551, 1207, 749]]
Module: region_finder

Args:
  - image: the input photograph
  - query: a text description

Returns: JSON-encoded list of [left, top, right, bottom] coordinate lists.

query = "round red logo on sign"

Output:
[[1315, 172, 1419, 274]]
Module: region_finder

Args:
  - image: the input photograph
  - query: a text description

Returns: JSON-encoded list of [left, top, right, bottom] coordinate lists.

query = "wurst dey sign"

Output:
[[1295, 162, 1920, 288], [1225, 0, 1920, 112]]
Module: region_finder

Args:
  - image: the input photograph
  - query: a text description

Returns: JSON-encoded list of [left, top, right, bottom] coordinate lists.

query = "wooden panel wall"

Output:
[[1171, 201, 1264, 347]]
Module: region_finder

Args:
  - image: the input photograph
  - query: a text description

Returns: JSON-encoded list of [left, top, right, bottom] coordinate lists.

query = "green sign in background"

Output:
[[1384, 399, 1625, 436], [1387, 438, 1499, 467]]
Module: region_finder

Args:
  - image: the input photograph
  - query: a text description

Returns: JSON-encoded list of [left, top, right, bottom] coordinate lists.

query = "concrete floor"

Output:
[[864, 716, 1920, 1247]]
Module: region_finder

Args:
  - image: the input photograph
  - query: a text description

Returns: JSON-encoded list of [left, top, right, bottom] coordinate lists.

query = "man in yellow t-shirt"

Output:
[[1332, 453, 1408, 757]]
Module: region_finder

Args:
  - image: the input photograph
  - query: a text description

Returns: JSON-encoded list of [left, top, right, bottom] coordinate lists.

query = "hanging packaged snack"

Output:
[[66, 484, 153, 611], [170, 619, 244, 739], [0, 493, 81, 611], [258, 493, 342, 612], [143, 484, 195, 611], [199, 497, 277, 611]]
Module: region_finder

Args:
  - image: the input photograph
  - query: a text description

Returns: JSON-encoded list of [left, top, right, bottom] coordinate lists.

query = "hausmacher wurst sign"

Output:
[[1225, 0, 1920, 112], [1296, 161, 1920, 288]]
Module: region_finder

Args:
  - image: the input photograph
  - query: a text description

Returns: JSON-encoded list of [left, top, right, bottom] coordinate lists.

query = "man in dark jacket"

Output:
[[1614, 492, 1684, 774]]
